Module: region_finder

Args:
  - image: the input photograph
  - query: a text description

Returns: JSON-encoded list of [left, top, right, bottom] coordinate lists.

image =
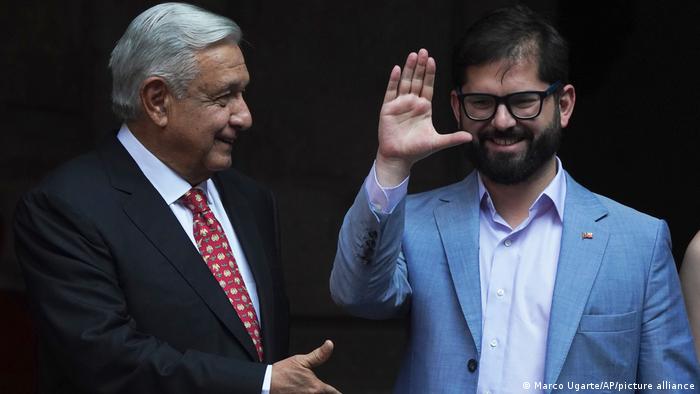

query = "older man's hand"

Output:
[[270, 340, 341, 394]]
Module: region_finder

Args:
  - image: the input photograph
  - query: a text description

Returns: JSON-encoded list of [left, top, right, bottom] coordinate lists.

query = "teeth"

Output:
[[492, 137, 520, 146]]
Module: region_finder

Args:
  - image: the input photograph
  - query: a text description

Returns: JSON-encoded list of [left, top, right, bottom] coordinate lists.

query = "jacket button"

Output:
[[467, 359, 477, 373]]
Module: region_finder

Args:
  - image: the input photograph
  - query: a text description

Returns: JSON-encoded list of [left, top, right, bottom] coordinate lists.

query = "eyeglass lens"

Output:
[[464, 92, 542, 120]]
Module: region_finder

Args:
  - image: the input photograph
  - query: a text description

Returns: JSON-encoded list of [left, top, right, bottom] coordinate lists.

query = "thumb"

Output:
[[433, 130, 473, 151], [300, 340, 334, 369]]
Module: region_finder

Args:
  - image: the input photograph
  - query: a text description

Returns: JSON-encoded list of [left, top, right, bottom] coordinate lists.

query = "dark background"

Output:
[[1, 1, 698, 393]]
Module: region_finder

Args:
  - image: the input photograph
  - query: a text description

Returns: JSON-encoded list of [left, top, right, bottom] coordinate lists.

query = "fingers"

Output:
[[320, 383, 343, 394], [383, 65, 401, 103], [410, 49, 429, 95], [433, 131, 473, 151], [302, 340, 334, 369], [421, 57, 436, 101], [397, 52, 417, 95], [389, 49, 435, 102]]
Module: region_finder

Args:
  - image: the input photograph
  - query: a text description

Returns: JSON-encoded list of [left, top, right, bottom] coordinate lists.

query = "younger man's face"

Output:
[[451, 58, 573, 185]]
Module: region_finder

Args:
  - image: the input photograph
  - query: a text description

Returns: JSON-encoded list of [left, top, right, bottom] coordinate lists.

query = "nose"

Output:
[[229, 96, 252, 130], [490, 103, 516, 130]]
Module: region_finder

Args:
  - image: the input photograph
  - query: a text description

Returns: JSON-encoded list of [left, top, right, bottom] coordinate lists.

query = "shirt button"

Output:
[[489, 339, 498, 348], [504, 239, 512, 247], [496, 288, 505, 297], [485, 391, 491, 394]]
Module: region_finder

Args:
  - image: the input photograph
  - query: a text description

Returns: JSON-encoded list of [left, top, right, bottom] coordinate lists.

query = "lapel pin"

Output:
[[581, 232, 593, 239]]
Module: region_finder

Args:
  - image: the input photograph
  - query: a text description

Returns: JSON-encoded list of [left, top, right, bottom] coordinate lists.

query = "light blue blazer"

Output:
[[330, 171, 699, 393]]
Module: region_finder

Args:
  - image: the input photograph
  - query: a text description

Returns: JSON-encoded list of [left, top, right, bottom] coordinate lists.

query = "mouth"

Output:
[[490, 136, 524, 146], [482, 134, 528, 154], [215, 135, 236, 145]]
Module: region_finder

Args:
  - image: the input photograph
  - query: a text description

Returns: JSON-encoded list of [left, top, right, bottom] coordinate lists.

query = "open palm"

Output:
[[376, 49, 471, 186]]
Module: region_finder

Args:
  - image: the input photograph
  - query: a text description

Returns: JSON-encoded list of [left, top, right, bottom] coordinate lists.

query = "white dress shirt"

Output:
[[365, 158, 567, 394], [117, 125, 272, 393]]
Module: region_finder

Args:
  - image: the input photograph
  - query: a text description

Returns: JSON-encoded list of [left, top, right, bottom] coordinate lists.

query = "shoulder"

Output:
[[214, 168, 276, 219], [21, 150, 108, 208], [600, 194, 670, 256], [22, 134, 129, 207], [683, 231, 700, 267], [13, 149, 114, 244], [406, 175, 476, 213], [594, 193, 663, 229], [215, 167, 273, 199], [566, 176, 670, 260], [681, 232, 700, 294], [567, 174, 665, 233]]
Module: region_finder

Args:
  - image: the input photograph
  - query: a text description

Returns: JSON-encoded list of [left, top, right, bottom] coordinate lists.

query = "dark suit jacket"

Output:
[[14, 136, 289, 394]]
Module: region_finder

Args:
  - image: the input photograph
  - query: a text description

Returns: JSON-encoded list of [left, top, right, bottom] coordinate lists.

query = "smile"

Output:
[[216, 136, 235, 145], [490, 137, 524, 146]]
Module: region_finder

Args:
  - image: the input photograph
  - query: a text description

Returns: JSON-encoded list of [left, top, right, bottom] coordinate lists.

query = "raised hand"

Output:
[[376, 48, 472, 186], [270, 340, 341, 394]]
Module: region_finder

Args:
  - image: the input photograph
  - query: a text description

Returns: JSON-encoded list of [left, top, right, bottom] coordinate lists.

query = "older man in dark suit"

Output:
[[14, 3, 339, 393]]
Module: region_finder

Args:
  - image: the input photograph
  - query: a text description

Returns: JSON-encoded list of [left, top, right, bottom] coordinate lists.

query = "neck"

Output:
[[127, 120, 209, 186], [481, 157, 557, 228]]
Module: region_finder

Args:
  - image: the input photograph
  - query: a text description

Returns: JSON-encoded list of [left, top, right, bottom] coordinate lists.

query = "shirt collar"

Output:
[[117, 124, 208, 205], [477, 156, 567, 222]]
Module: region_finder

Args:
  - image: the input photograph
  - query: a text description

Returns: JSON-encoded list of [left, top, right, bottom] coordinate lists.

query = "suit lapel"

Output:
[[99, 138, 259, 361], [434, 173, 483, 355], [544, 173, 609, 388]]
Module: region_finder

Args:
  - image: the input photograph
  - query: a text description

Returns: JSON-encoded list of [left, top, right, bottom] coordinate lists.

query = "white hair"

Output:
[[109, 2, 241, 121]]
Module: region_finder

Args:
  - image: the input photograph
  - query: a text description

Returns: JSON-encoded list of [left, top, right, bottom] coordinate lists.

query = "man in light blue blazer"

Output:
[[330, 5, 699, 393]]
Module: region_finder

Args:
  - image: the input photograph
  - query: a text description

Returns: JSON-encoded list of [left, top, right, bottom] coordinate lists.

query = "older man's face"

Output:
[[164, 42, 252, 183]]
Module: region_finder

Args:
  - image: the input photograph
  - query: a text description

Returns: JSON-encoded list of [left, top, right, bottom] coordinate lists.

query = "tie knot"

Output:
[[181, 188, 210, 214]]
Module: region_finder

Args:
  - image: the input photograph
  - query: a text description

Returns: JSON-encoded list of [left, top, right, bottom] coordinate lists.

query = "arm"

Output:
[[680, 231, 700, 363], [329, 176, 411, 319], [330, 49, 471, 318], [637, 222, 700, 390]]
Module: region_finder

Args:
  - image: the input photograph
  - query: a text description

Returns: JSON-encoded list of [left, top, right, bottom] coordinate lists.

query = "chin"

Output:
[[210, 162, 233, 173], [205, 156, 233, 173]]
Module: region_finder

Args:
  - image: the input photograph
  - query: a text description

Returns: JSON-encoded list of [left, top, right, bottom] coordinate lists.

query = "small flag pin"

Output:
[[582, 232, 593, 239]]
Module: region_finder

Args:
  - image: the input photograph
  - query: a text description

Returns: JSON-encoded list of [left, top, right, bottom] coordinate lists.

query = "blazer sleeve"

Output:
[[14, 190, 267, 394], [637, 220, 700, 389], [329, 181, 412, 319]]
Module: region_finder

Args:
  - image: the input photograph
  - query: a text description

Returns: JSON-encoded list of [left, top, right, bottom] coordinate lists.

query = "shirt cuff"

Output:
[[364, 161, 409, 215], [261, 365, 272, 394]]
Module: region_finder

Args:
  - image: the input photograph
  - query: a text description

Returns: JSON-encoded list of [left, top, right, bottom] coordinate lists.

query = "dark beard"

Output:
[[464, 113, 561, 185]]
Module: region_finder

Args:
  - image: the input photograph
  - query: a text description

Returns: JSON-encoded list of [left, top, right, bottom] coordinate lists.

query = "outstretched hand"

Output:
[[270, 340, 341, 394], [376, 48, 472, 186]]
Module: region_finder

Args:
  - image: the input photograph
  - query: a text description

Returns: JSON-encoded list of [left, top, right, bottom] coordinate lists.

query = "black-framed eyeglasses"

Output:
[[456, 81, 562, 121]]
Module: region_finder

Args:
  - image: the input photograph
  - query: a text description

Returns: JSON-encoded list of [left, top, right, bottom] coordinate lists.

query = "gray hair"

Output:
[[109, 2, 242, 121]]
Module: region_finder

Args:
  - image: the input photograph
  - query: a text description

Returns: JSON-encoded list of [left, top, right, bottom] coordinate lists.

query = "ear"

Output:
[[140, 77, 172, 127], [558, 84, 576, 128], [450, 89, 463, 125]]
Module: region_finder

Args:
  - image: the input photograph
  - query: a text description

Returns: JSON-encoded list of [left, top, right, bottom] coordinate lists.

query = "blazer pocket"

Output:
[[578, 310, 638, 332]]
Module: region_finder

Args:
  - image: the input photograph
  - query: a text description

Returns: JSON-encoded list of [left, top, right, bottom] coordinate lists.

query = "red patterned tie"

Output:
[[181, 188, 264, 361]]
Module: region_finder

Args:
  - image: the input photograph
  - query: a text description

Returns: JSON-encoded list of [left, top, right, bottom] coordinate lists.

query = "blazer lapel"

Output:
[[544, 173, 609, 388], [434, 173, 483, 355], [99, 138, 259, 361]]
